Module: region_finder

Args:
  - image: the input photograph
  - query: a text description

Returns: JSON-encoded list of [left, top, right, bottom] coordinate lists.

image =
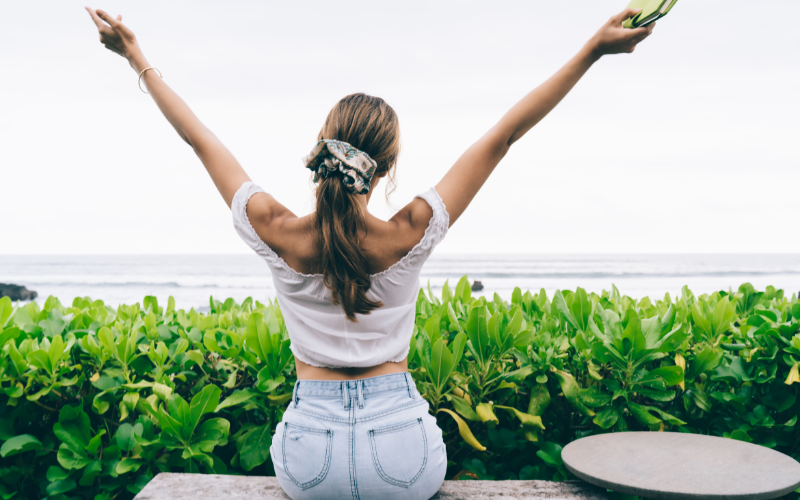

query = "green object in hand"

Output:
[[622, 0, 679, 28]]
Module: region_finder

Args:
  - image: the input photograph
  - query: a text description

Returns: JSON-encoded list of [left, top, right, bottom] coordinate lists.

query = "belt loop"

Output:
[[342, 381, 350, 410], [404, 372, 415, 399], [292, 380, 300, 407], [357, 380, 365, 409]]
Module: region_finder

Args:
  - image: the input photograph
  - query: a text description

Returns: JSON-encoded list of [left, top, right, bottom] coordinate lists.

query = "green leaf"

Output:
[[245, 312, 272, 362], [536, 441, 563, 467], [593, 406, 619, 429], [26, 349, 53, 375], [153, 382, 173, 402], [626, 402, 662, 426], [127, 474, 151, 495], [57, 444, 92, 470], [115, 458, 144, 474], [0, 296, 12, 328], [239, 423, 272, 471], [54, 404, 92, 451], [641, 365, 684, 387], [115, 424, 136, 452], [256, 370, 285, 393], [553, 370, 594, 417], [506, 365, 533, 383], [729, 429, 753, 443], [216, 389, 259, 412], [691, 303, 712, 339], [438, 409, 485, 451], [495, 405, 545, 429], [465, 307, 489, 364], [0, 434, 43, 457], [528, 383, 551, 416], [86, 430, 106, 455], [188, 385, 222, 432], [46, 479, 77, 496], [185, 350, 205, 367], [46, 466, 69, 482], [0, 327, 20, 349], [686, 345, 724, 380], [430, 337, 454, 391], [449, 395, 480, 421], [79, 460, 103, 487], [554, 291, 578, 330], [579, 388, 612, 407], [711, 297, 734, 336], [569, 288, 591, 331], [649, 407, 686, 426], [424, 314, 442, 347]]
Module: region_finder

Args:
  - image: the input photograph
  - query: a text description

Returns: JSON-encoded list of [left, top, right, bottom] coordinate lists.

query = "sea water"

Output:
[[1, 254, 798, 309]]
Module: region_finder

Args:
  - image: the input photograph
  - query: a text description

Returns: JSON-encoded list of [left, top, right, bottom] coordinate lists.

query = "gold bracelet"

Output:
[[137, 67, 163, 94]]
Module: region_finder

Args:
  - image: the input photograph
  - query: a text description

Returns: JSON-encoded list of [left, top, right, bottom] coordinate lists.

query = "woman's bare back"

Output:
[[245, 192, 434, 277]]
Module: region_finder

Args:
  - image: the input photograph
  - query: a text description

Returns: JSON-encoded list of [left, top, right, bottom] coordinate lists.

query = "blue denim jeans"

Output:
[[270, 372, 447, 500]]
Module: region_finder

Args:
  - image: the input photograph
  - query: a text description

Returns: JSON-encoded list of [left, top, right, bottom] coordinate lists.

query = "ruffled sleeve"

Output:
[[231, 181, 282, 265], [376, 187, 449, 277]]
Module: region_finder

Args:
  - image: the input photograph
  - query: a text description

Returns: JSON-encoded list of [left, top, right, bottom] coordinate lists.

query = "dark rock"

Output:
[[0, 283, 38, 301], [471, 280, 484, 292]]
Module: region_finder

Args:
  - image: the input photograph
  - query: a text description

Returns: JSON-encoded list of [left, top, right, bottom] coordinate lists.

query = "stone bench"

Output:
[[134, 473, 611, 499]]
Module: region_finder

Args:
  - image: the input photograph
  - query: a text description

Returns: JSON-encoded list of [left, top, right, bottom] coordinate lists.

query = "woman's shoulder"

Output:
[[362, 196, 440, 273], [388, 197, 434, 248]]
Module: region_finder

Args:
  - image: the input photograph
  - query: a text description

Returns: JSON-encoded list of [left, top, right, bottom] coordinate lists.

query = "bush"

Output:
[[1, 279, 799, 499]]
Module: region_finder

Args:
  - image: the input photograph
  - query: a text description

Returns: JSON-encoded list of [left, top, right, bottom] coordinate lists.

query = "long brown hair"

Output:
[[315, 93, 401, 321]]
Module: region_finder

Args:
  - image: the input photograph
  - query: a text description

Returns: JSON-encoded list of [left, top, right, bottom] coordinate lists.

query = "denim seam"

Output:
[[368, 417, 428, 488], [290, 399, 426, 424], [281, 423, 333, 490], [348, 395, 360, 500], [356, 400, 427, 422], [371, 418, 422, 435]]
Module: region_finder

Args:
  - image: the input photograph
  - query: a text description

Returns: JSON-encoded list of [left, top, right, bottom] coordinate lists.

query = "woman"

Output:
[[86, 6, 654, 499]]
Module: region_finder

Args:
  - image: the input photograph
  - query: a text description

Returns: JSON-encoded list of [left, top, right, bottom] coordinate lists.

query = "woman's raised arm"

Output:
[[435, 8, 655, 226], [86, 8, 250, 208]]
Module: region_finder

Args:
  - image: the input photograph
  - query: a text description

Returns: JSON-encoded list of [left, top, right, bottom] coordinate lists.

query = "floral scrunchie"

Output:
[[302, 139, 377, 195]]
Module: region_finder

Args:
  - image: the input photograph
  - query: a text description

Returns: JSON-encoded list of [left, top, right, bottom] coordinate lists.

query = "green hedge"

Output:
[[1, 278, 799, 499]]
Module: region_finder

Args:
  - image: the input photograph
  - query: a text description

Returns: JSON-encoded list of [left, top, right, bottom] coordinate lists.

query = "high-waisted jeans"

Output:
[[270, 372, 447, 500]]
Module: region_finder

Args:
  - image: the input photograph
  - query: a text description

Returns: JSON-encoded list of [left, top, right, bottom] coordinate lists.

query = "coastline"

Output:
[[1, 254, 798, 309]]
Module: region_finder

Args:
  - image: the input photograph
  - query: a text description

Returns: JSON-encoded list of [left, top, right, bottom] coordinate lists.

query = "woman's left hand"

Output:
[[85, 7, 142, 64]]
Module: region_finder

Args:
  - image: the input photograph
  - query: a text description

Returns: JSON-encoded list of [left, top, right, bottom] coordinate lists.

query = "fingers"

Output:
[[612, 7, 642, 24], [117, 14, 123, 22], [631, 22, 655, 41], [96, 9, 122, 29], [626, 22, 655, 52], [85, 6, 105, 29]]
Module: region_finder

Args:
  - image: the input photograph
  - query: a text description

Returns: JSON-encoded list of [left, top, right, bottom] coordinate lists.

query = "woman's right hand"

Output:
[[588, 8, 656, 57], [85, 7, 144, 68]]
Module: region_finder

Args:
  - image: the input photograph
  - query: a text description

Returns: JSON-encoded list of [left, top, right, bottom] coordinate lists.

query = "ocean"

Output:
[[1, 254, 799, 309]]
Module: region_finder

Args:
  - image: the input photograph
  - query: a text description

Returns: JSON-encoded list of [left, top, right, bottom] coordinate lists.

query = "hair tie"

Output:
[[302, 139, 377, 195]]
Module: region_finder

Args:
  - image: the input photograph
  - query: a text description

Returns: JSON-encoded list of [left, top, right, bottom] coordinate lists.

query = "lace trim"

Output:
[[233, 183, 449, 281], [370, 187, 449, 279], [291, 341, 411, 369], [234, 182, 311, 277]]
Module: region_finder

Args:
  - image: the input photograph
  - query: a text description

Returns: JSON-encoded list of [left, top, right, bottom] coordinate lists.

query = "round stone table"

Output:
[[561, 432, 800, 499]]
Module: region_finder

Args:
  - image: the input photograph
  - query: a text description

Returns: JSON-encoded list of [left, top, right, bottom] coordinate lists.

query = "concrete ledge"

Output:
[[134, 473, 611, 500]]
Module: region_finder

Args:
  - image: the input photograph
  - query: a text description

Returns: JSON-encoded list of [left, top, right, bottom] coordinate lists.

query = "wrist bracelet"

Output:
[[137, 67, 163, 94]]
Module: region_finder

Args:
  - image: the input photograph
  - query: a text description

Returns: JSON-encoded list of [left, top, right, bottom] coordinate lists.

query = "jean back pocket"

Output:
[[369, 417, 428, 488], [282, 423, 333, 490]]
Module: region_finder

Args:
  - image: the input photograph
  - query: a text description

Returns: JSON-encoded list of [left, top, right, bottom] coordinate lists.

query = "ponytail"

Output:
[[314, 93, 401, 321], [315, 175, 382, 321]]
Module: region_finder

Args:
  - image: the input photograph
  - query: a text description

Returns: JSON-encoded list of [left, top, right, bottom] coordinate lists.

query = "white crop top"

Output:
[[231, 181, 449, 368]]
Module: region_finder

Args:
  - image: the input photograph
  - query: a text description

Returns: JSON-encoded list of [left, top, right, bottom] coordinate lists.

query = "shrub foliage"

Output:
[[1, 278, 799, 498]]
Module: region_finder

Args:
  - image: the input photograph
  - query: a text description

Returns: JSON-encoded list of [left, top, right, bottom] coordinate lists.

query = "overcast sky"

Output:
[[1, 0, 798, 255]]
